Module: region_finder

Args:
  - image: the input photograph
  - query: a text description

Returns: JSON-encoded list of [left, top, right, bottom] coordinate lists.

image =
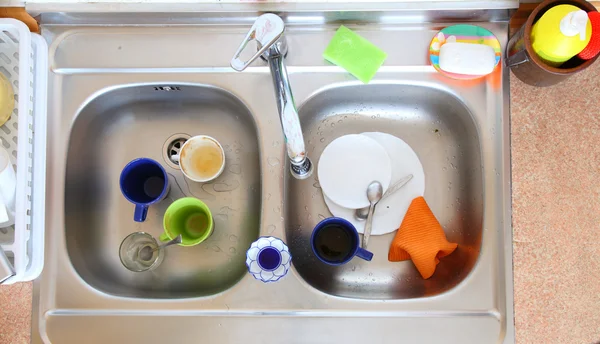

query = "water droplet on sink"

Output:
[[267, 224, 276, 234], [274, 206, 281, 213], [212, 245, 222, 252], [442, 167, 447, 171], [229, 235, 238, 242], [331, 123, 335, 127], [229, 164, 242, 174], [320, 138, 325, 143], [268, 157, 280, 166], [213, 180, 240, 192], [304, 206, 308, 211], [313, 181, 321, 189], [215, 214, 228, 222], [338, 119, 342, 123], [229, 247, 237, 254], [307, 214, 312, 220], [318, 214, 326, 220]]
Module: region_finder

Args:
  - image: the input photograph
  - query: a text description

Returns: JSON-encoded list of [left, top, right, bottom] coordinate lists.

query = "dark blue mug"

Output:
[[310, 217, 373, 265], [120, 158, 170, 222]]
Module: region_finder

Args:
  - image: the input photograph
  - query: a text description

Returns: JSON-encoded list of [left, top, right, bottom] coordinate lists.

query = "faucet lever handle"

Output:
[[231, 14, 285, 71]]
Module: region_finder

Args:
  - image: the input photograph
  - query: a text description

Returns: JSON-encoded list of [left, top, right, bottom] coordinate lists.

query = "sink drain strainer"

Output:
[[162, 133, 190, 169]]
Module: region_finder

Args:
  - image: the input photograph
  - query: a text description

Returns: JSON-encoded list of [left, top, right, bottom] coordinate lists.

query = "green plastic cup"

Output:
[[161, 197, 214, 246]]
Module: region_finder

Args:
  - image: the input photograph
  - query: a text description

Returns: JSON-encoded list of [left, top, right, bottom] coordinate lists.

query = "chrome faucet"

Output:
[[231, 14, 313, 179]]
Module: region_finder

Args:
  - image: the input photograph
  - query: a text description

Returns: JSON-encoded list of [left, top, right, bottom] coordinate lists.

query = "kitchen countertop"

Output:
[[0, 33, 599, 344]]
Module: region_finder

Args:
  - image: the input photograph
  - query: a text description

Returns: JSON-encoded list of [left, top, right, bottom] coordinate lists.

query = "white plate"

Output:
[[318, 134, 391, 209], [323, 132, 425, 236]]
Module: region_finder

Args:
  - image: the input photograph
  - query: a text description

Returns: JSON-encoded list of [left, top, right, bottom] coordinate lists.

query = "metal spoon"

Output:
[[363, 181, 383, 249], [139, 234, 182, 261], [354, 174, 413, 221]]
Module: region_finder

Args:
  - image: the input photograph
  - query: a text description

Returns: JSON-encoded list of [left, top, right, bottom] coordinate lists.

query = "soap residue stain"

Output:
[[220, 206, 236, 214], [215, 214, 229, 222], [267, 157, 280, 166], [174, 172, 217, 201], [229, 164, 242, 175], [213, 179, 240, 192]]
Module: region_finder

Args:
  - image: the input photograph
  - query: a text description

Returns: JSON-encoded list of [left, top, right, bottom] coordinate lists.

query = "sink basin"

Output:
[[35, 6, 515, 344], [286, 83, 483, 299], [65, 84, 261, 298]]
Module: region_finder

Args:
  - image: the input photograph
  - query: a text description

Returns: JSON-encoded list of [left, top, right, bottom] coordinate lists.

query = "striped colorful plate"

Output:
[[429, 24, 501, 80]]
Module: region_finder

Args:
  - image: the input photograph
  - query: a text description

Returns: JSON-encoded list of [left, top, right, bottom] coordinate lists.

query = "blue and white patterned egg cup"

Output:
[[246, 236, 292, 283]]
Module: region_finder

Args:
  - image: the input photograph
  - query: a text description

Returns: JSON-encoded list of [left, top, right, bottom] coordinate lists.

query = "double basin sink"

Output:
[[35, 6, 514, 344]]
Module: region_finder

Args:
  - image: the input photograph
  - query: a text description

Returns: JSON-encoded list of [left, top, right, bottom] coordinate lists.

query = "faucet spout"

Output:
[[231, 14, 313, 180]]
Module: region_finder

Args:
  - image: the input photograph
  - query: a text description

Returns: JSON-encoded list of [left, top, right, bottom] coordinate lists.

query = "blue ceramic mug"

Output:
[[120, 158, 170, 222], [310, 217, 373, 265]]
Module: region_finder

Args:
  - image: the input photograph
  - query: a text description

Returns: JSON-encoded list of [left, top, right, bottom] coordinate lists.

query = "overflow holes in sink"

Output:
[[162, 133, 191, 169]]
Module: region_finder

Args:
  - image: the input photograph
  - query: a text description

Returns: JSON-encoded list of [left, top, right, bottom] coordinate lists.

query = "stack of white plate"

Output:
[[318, 132, 425, 236]]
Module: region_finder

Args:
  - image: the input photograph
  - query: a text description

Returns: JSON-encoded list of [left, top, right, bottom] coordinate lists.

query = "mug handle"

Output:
[[159, 232, 171, 242], [134, 204, 148, 222], [356, 247, 374, 261]]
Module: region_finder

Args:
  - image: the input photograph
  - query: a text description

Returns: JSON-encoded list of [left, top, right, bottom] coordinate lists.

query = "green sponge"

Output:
[[323, 25, 387, 84]]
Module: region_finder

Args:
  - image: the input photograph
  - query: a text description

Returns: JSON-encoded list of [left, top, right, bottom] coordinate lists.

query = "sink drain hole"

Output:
[[163, 133, 191, 170]]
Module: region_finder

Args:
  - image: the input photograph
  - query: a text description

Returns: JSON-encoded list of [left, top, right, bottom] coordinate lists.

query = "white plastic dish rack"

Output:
[[0, 19, 48, 284]]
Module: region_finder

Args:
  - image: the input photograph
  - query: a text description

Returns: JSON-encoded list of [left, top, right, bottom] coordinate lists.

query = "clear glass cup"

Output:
[[119, 232, 164, 272]]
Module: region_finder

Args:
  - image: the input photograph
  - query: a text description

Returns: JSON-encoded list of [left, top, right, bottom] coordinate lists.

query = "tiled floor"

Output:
[[0, 282, 31, 344], [511, 61, 600, 344]]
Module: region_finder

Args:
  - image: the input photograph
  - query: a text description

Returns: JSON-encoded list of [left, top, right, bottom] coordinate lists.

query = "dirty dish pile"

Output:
[[118, 137, 222, 271]]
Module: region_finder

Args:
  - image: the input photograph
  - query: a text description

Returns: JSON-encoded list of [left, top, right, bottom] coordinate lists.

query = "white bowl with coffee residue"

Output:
[[178, 135, 226, 183]]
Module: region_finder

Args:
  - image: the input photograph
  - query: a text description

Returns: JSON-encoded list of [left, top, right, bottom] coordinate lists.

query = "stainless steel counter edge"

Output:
[[33, 7, 515, 344]]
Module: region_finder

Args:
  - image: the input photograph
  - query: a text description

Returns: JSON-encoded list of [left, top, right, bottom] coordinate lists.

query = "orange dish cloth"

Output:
[[388, 196, 458, 279]]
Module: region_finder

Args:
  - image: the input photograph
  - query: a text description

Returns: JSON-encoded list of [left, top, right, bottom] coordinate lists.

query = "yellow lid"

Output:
[[531, 4, 592, 66]]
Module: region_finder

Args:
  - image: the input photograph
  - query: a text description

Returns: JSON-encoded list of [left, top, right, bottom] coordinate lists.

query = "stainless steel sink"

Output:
[[286, 83, 482, 299], [65, 84, 261, 298], [33, 3, 516, 343]]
